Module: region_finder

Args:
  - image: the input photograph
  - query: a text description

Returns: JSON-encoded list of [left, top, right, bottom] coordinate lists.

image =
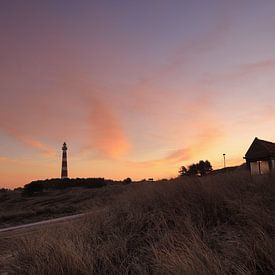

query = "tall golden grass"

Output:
[[10, 171, 275, 274]]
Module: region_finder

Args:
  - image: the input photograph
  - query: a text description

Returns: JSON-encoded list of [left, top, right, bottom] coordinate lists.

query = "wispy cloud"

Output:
[[203, 59, 275, 85], [238, 59, 275, 76], [123, 12, 232, 114], [0, 126, 56, 157], [84, 95, 130, 158], [128, 122, 223, 169], [0, 156, 17, 163]]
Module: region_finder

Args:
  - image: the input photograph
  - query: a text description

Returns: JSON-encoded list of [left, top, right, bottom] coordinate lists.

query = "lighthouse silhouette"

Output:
[[61, 142, 68, 179]]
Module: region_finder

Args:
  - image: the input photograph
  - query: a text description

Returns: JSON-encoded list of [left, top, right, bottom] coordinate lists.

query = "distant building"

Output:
[[61, 142, 68, 179], [244, 137, 275, 175]]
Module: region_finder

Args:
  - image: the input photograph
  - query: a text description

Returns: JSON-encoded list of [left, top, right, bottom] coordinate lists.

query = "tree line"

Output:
[[22, 177, 133, 196], [179, 160, 212, 177], [23, 178, 108, 195]]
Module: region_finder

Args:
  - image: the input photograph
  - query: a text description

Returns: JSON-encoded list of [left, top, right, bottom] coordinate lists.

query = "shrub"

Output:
[[23, 178, 108, 194], [123, 178, 132, 185], [22, 181, 44, 196]]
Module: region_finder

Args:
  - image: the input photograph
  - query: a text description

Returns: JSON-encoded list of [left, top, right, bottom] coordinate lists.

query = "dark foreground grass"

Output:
[[9, 171, 275, 274]]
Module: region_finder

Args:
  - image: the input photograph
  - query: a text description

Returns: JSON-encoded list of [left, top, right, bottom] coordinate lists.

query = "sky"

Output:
[[1, 0, 275, 188]]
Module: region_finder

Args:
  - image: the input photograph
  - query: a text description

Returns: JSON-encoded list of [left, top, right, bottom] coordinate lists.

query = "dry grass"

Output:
[[5, 171, 275, 274]]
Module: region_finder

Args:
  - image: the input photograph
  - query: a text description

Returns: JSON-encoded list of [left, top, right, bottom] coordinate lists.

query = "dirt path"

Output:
[[0, 212, 86, 236]]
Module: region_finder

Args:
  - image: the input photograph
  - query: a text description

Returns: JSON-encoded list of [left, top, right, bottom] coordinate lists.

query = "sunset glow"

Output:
[[1, 1, 275, 188]]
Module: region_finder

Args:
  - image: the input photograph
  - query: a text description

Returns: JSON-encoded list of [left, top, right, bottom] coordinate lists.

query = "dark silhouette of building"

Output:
[[61, 142, 68, 178], [244, 137, 275, 175]]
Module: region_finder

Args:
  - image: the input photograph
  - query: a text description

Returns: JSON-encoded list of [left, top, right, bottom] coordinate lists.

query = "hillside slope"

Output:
[[3, 171, 275, 274]]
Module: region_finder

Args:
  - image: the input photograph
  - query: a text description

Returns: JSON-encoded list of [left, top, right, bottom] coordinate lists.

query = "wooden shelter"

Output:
[[244, 137, 275, 175]]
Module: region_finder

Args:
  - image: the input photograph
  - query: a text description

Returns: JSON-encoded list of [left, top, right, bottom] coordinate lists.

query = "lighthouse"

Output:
[[61, 142, 68, 179]]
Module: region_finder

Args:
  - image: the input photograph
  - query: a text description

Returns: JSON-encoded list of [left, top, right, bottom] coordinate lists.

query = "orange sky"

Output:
[[1, 1, 275, 188]]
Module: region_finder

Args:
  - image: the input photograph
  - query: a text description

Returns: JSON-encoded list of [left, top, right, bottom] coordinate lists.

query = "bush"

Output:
[[22, 181, 44, 196], [23, 178, 108, 195], [123, 177, 132, 185]]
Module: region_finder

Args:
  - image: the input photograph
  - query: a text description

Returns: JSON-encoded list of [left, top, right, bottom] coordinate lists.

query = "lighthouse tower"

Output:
[[61, 142, 68, 179]]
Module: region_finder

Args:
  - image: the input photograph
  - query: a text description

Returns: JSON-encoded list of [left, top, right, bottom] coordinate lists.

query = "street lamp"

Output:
[[223, 153, 226, 169]]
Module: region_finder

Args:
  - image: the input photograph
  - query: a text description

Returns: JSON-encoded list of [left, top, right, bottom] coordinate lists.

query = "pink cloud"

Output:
[[0, 125, 56, 157], [203, 59, 275, 85], [84, 95, 130, 158], [0, 156, 17, 163], [128, 121, 224, 169], [239, 59, 275, 75]]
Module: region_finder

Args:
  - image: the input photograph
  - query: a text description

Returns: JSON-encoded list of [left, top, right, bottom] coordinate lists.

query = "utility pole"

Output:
[[223, 153, 226, 169]]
